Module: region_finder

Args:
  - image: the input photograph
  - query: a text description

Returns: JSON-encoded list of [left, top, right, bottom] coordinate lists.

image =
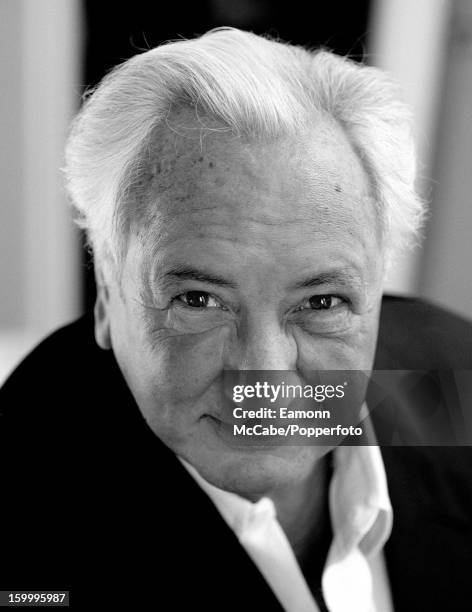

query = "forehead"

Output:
[[134, 106, 379, 277]]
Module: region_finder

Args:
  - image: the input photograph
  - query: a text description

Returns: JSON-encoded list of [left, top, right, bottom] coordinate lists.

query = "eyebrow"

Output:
[[156, 265, 239, 290], [294, 270, 362, 289], [155, 265, 362, 292]]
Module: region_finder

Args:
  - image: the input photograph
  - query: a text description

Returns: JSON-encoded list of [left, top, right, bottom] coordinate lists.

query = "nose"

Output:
[[223, 314, 298, 371]]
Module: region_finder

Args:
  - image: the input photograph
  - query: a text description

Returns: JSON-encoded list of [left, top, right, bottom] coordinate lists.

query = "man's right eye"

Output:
[[174, 291, 222, 309]]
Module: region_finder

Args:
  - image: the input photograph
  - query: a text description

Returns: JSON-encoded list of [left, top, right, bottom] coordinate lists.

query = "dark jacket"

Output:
[[1, 296, 471, 610]]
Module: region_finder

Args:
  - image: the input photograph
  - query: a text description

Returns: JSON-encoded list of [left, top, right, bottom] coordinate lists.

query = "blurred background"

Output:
[[1, 0, 471, 384]]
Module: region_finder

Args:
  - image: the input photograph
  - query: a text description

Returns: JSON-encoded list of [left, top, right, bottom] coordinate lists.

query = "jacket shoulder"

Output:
[[376, 295, 472, 369], [0, 314, 100, 418]]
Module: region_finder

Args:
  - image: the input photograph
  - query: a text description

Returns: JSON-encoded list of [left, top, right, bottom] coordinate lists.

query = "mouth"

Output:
[[202, 413, 290, 451], [203, 415, 281, 452], [204, 413, 235, 429]]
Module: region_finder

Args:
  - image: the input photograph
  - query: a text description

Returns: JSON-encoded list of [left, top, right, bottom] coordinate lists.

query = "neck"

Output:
[[253, 454, 333, 565]]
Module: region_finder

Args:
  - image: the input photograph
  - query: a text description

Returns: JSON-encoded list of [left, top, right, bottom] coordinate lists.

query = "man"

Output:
[[1, 28, 471, 611]]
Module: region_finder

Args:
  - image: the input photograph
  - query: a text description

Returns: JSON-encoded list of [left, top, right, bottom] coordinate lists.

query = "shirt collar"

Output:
[[329, 445, 392, 558], [180, 444, 393, 559], [180, 455, 276, 536]]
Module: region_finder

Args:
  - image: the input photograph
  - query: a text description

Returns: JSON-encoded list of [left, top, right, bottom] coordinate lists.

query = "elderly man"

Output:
[[1, 28, 471, 611]]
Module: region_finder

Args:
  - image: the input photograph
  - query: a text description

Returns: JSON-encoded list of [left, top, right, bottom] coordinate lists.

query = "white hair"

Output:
[[64, 27, 426, 277]]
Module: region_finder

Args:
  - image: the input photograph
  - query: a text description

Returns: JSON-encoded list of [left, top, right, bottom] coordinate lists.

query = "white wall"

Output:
[[368, 0, 451, 295], [0, 2, 24, 328], [419, 0, 472, 320], [369, 0, 472, 320], [0, 0, 82, 384]]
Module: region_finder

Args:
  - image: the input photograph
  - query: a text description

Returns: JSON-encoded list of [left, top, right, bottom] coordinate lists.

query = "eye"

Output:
[[174, 291, 223, 309], [296, 295, 344, 311]]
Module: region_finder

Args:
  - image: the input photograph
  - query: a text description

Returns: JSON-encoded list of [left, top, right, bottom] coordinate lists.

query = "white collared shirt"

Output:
[[180, 445, 394, 612]]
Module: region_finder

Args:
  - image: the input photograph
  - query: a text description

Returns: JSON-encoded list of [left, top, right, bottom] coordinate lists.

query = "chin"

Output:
[[192, 444, 329, 497]]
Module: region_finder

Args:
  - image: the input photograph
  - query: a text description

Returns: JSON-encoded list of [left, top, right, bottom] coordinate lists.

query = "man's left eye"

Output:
[[175, 291, 222, 309], [296, 295, 343, 311]]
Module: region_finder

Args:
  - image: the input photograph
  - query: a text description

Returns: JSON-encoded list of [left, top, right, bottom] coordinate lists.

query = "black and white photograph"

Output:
[[1, 1, 471, 610]]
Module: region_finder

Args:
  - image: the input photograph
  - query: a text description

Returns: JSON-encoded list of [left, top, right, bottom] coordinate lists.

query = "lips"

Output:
[[205, 412, 284, 429], [205, 413, 244, 427]]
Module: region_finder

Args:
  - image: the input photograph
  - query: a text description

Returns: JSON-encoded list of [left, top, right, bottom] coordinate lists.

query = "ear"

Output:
[[94, 267, 112, 350]]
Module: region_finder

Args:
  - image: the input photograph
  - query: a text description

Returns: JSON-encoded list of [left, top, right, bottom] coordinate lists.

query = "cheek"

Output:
[[295, 311, 380, 372], [153, 327, 228, 398], [119, 322, 230, 422]]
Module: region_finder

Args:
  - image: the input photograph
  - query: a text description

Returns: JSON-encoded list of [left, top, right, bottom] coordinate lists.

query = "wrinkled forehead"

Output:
[[126, 105, 381, 284], [134, 106, 375, 225]]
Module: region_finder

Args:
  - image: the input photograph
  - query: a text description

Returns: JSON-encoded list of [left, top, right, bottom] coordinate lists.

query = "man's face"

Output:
[[97, 109, 384, 495]]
